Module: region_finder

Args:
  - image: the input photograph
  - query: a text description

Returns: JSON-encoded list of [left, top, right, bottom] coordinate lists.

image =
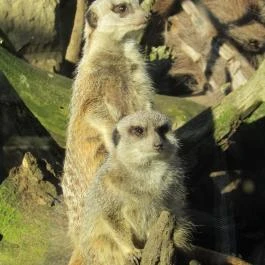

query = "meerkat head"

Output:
[[112, 111, 178, 166], [85, 0, 149, 41]]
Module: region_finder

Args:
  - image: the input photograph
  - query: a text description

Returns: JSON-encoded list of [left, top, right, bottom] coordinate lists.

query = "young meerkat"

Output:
[[62, 0, 154, 247], [79, 110, 192, 265]]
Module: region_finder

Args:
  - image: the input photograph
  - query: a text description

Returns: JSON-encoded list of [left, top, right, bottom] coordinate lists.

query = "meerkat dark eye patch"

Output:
[[248, 39, 260, 50], [112, 128, 121, 146], [129, 126, 145, 137], [86, 9, 98, 28], [112, 3, 131, 17], [157, 124, 170, 136]]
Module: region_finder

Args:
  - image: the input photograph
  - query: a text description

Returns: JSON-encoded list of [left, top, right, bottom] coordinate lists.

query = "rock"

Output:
[[0, 0, 75, 72], [0, 71, 68, 264], [0, 152, 69, 265], [11, 152, 58, 206]]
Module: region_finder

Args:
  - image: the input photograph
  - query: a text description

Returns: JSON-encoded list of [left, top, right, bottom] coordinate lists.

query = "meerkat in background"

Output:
[[62, 0, 154, 257], [78, 110, 192, 265]]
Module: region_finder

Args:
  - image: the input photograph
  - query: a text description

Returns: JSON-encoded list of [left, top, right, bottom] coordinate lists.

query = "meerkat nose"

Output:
[[153, 142, 163, 151], [145, 12, 151, 21]]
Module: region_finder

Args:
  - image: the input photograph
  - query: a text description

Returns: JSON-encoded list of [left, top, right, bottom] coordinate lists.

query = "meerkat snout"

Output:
[[153, 142, 163, 151]]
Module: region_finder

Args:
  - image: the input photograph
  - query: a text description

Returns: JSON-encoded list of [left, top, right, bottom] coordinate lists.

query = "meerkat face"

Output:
[[86, 0, 149, 40], [112, 111, 178, 165]]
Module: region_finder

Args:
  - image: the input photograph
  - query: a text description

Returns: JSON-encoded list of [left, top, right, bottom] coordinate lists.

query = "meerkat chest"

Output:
[[122, 197, 162, 242]]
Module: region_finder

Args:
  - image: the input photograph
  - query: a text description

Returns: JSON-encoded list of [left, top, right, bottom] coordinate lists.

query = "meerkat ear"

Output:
[[112, 128, 121, 146], [86, 9, 98, 28]]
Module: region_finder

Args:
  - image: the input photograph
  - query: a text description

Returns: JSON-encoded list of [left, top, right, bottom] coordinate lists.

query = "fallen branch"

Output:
[[0, 46, 204, 147], [0, 45, 265, 154], [177, 58, 265, 170]]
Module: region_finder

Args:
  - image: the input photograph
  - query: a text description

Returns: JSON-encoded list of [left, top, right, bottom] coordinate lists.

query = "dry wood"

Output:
[[177, 58, 265, 170], [142, 211, 252, 265], [65, 0, 86, 65], [180, 0, 254, 90], [141, 211, 176, 265]]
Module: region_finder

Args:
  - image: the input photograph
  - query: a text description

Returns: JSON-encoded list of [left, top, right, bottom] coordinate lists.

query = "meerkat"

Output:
[[62, 0, 154, 257], [76, 110, 192, 265]]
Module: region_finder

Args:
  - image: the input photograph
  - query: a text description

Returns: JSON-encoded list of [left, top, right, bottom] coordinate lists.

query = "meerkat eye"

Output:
[[157, 124, 170, 136], [129, 126, 144, 137], [112, 3, 128, 14], [249, 39, 260, 49]]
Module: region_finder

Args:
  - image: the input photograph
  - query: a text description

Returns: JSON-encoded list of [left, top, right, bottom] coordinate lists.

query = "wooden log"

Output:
[[180, 0, 255, 90], [1, 43, 265, 150], [177, 57, 265, 167], [0, 46, 71, 147], [0, 46, 204, 147], [141, 211, 252, 265], [1, 44, 265, 161], [141, 211, 176, 265]]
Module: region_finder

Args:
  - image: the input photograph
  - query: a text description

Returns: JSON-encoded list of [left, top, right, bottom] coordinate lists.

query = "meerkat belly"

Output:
[[123, 201, 160, 244]]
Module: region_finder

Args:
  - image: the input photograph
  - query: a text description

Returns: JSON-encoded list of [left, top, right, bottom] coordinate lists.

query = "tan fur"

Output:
[[62, 0, 154, 260], [79, 111, 192, 265]]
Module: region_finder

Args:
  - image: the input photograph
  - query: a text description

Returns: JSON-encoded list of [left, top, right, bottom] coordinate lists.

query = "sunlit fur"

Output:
[[79, 111, 192, 265], [62, 0, 154, 264]]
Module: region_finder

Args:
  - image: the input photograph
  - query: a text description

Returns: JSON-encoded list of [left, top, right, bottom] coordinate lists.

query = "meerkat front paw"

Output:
[[127, 248, 142, 265]]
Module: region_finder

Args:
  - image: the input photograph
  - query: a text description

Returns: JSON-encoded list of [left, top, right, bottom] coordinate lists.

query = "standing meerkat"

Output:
[[62, 0, 154, 255], [78, 110, 192, 265]]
